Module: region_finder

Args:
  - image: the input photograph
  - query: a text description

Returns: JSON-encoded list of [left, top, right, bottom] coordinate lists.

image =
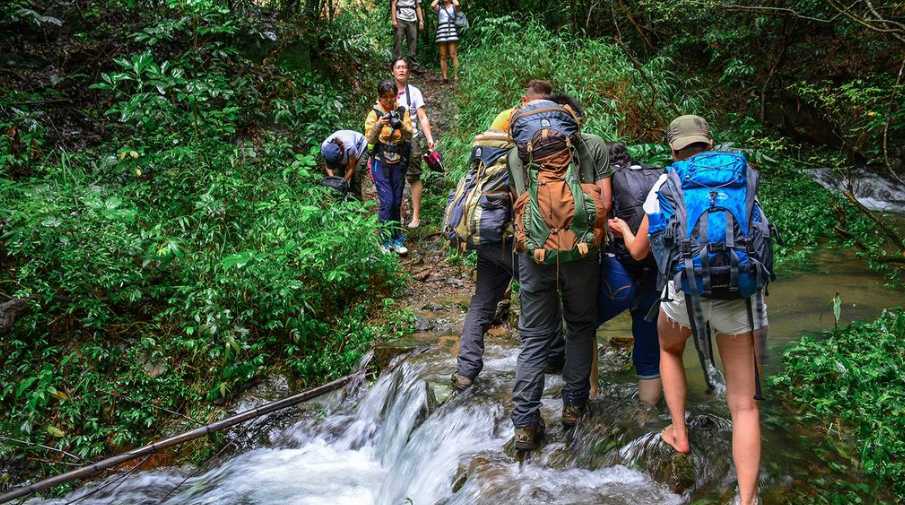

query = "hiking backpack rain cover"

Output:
[[442, 130, 514, 250], [508, 101, 605, 264], [651, 151, 781, 397]]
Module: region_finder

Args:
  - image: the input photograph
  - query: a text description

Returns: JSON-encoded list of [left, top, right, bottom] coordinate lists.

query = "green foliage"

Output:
[[456, 16, 705, 143], [0, 0, 410, 480], [773, 309, 905, 501], [794, 77, 903, 166]]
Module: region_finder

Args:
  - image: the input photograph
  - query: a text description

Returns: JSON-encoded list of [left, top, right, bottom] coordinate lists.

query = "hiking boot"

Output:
[[379, 240, 393, 254], [514, 418, 545, 451], [561, 403, 586, 428], [451, 372, 473, 391]]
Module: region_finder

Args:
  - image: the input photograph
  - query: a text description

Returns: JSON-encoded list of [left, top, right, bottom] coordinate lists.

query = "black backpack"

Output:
[[611, 162, 664, 275]]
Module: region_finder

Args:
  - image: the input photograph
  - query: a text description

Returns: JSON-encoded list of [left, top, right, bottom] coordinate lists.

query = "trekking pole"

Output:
[[0, 371, 372, 504]]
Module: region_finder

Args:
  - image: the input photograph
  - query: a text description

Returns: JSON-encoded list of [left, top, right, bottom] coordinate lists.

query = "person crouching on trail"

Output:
[[592, 142, 663, 406], [391, 57, 436, 229], [321, 130, 368, 201], [647, 115, 773, 505], [365, 79, 414, 255]]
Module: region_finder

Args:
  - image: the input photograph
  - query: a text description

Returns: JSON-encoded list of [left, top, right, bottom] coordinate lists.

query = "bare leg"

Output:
[[658, 310, 691, 453], [439, 43, 448, 80], [449, 41, 459, 80], [589, 337, 599, 399], [716, 329, 764, 505], [410, 179, 422, 226], [638, 377, 662, 406]]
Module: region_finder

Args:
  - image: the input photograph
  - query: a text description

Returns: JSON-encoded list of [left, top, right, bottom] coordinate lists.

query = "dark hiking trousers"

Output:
[[456, 244, 565, 380], [511, 252, 599, 428], [393, 19, 419, 69], [371, 158, 406, 240]]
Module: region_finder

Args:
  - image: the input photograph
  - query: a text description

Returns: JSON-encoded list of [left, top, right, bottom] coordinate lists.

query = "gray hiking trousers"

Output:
[[456, 244, 565, 380], [511, 252, 599, 428]]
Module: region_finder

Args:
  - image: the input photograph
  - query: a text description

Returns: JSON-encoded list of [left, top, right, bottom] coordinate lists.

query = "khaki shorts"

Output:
[[405, 136, 424, 184], [661, 281, 768, 335]]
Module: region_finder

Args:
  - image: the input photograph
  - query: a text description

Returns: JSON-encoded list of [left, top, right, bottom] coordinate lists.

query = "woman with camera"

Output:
[[391, 57, 435, 229], [365, 79, 414, 254], [431, 0, 460, 85]]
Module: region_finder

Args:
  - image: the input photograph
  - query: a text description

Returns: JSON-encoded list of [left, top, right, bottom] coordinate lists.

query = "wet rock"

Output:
[[646, 447, 696, 494], [446, 277, 465, 288], [609, 335, 634, 349], [422, 301, 445, 311], [414, 316, 435, 332], [374, 341, 422, 371]]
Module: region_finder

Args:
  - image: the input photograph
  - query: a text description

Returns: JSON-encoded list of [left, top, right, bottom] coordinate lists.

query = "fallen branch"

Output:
[[843, 190, 905, 251], [613, 36, 681, 116], [0, 371, 372, 504], [614, 0, 653, 50]]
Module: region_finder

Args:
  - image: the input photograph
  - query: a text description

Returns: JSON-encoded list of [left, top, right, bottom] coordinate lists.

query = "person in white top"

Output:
[[391, 57, 436, 228], [391, 0, 424, 74], [321, 130, 369, 200]]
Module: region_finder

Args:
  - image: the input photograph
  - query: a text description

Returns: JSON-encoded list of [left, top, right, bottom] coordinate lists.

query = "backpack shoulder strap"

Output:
[[405, 84, 411, 108]]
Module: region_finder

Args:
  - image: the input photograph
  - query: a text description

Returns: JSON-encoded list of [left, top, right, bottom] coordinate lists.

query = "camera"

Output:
[[386, 110, 403, 130]]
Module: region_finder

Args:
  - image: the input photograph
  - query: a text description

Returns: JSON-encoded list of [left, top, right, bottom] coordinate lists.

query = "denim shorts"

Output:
[[597, 253, 660, 379]]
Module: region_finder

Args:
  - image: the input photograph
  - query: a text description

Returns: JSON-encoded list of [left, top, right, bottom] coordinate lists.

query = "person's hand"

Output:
[[392, 18, 398, 28], [376, 115, 390, 127], [419, 19, 424, 30], [428, 138, 435, 150], [326, 169, 335, 177], [608, 217, 629, 237]]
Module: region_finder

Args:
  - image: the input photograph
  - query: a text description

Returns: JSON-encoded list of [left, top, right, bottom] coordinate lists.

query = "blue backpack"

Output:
[[651, 151, 782, 398]]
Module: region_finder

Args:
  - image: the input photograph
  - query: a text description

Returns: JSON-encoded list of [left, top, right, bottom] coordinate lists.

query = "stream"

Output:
[[25, 247, 904, 505]]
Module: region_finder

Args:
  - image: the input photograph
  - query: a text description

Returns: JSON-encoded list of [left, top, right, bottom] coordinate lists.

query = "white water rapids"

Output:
[[28, 345, 684, 505]]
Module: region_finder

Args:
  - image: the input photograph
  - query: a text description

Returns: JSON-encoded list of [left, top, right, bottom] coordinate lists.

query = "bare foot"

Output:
[[589, 385, 599, 400], [660, 424, 691, 454], [407, 220, 420, 229]]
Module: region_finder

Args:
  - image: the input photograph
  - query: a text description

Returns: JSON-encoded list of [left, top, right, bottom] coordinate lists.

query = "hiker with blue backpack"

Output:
[[592, 142, 663, 406], [365, 79, 414, 255], [506, 91, 610, 450], [646, 115, 779, 505]]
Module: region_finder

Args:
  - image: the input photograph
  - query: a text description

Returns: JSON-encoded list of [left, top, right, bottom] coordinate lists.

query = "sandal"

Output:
[[439, 78, 448, 85]]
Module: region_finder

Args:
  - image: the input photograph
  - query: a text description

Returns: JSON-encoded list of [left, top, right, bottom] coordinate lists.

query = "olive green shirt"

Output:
[[507, 132, 612, 196]]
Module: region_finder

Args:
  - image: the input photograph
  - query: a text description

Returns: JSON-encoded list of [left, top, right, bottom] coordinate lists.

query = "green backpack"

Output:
[[513, 137, 606, 264]]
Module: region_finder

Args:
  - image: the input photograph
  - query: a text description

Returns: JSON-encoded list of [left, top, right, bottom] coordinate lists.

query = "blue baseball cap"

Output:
[[322, 142, 342, 168]]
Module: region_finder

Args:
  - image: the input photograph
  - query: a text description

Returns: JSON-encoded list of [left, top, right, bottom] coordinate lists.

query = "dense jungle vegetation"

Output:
[[1, 0, 904, 501]]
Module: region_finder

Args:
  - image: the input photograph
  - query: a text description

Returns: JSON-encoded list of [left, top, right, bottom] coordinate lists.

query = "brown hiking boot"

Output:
[[514, 418, 546, 451], [562, 403, 586, 428], [451, 372, 473, 391]]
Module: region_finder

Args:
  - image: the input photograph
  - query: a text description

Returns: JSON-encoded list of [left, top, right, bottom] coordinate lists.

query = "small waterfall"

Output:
[[810, 167, 905, 214]]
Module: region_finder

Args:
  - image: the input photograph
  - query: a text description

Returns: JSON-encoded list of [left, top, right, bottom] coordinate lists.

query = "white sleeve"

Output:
[[412, 87, 425, 111], [642, 174, 668, 214]]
